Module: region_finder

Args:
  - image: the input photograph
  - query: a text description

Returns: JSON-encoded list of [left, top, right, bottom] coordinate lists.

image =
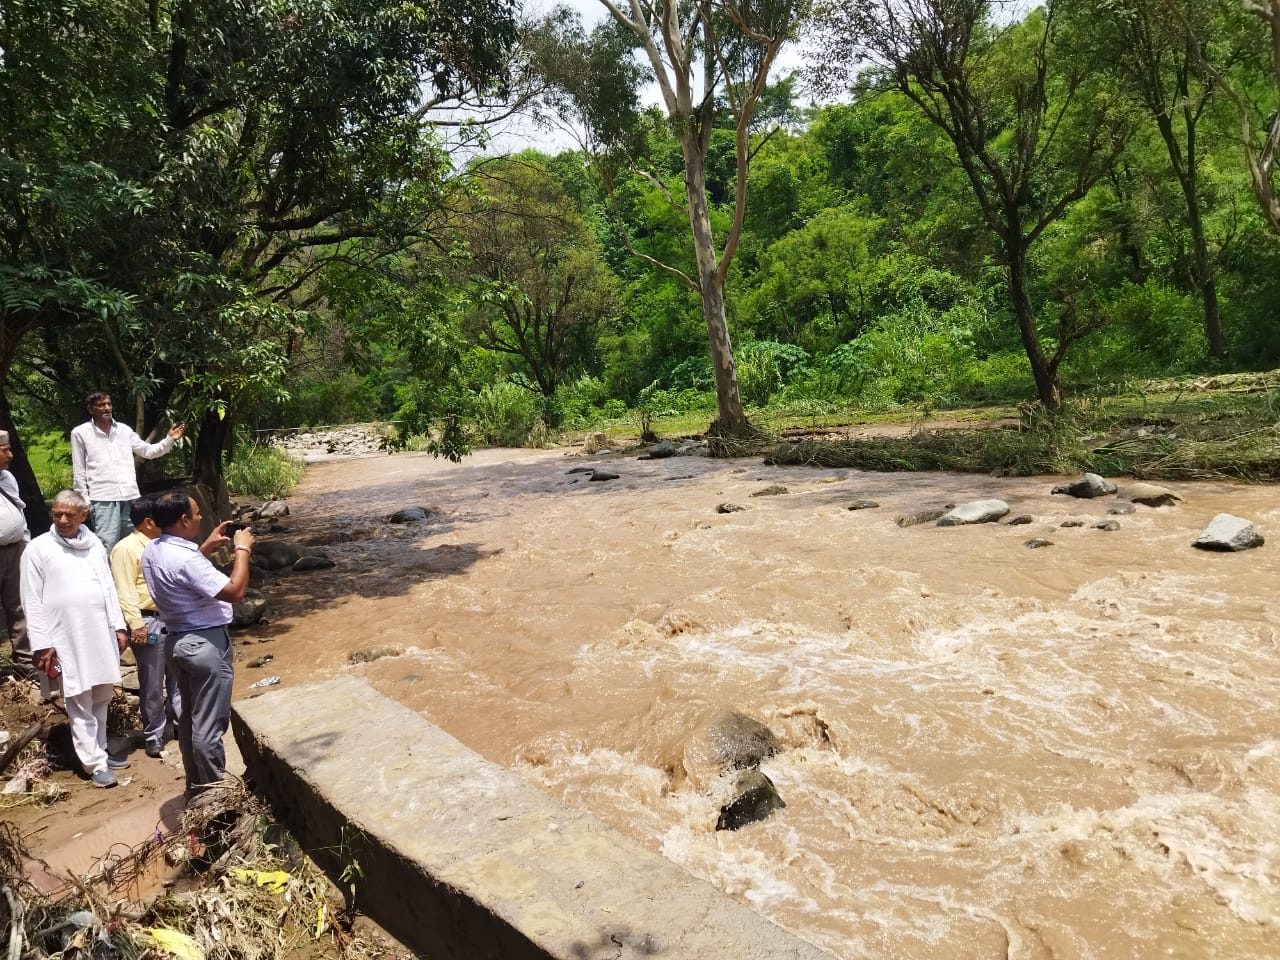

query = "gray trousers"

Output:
[[135, 615, 181, 749], [89, 501, 133, 555], [0, 541, 30, 676], [166, 626, 232, 797]]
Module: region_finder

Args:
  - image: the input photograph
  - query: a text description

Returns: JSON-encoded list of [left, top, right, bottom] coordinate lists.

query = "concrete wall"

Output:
[[231, 676, 835, 960]]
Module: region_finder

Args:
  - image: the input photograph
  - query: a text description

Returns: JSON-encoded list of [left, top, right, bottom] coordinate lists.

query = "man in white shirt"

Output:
[[0, 430, 32, 679], [70, 392, 185, 553]]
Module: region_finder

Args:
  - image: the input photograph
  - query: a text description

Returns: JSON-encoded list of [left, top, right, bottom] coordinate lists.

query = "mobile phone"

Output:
[[225, 522, 249, 536]]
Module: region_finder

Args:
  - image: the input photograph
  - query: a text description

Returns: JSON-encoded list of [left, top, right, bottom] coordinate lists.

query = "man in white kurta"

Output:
[[23, 490, 129, 787]]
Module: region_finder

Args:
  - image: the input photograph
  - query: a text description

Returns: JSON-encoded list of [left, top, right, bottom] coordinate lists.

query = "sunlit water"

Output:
[[246, 447, 1280, 959]]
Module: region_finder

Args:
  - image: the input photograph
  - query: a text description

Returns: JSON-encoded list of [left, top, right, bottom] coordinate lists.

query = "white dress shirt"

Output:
[[70, 419, 175, 501]]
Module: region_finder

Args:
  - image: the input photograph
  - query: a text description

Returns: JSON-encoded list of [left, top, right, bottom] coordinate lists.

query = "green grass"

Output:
[[24, 432, 72, 493], [225, 444, 305, 500]]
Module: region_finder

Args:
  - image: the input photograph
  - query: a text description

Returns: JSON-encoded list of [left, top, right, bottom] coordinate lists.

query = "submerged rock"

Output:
[[1193, 514, 1264, 552], [896, 508, 948, 528], [638, 441, 677, 460], [252, 541, 303, 571], [589, 469, 620, 482], [717, 502, 747, 514], [1007, 515, 1033, 525], [847, 500, 880, 511], [349, 646, 404, 664], [1094, 520, 1121, 532], [715, 769, 786, 831], [1024, 538, 1054, 549], [388, 506, 431, 524], [751, 484, 789, 497], [682, 707, 780, 791], [1106, 503, 1136, 515]]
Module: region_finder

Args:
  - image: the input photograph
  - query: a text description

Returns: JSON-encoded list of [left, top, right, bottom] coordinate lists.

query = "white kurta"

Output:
[[21, 530, 124, 698]]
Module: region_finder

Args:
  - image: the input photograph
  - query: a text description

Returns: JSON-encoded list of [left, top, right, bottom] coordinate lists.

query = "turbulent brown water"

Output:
[[244, 446, 1280, 959]]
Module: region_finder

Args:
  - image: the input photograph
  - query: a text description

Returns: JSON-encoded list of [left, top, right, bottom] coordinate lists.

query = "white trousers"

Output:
[[64, 683, 114, 774]]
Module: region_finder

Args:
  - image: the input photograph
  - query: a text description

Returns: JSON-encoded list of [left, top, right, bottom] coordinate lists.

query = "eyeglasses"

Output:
[[51, 511, 83, 519]]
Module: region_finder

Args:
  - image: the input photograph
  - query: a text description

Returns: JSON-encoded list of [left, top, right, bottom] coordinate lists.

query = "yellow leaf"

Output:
[[315, 902, 326, 938], [228, 868, 291, 893], [141, 927, 205, 960]]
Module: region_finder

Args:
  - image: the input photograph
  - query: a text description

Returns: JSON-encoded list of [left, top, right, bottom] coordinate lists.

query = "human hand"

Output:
[[168, 423, 186, 441], [200, 520, 234, 557], [34, 648, 60, 679], [130, 626, 148, 646], [232, 526, 255, 552], [116, 630, 129, 654]]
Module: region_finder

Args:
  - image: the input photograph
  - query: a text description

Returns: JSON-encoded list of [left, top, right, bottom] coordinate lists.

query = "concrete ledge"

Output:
[[231, 676, 833, 960]]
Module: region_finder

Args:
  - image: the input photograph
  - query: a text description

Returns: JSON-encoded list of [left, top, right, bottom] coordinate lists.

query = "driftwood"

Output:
[[0, 715, 55, 778]]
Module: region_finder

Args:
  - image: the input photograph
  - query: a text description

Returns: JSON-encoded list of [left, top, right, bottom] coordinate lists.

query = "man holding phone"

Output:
[[142, 490, 253, 801]]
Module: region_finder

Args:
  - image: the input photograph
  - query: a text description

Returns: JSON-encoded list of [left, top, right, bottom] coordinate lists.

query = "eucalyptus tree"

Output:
[[813, 0, 1134, 410], [537, 0, 811, 439]]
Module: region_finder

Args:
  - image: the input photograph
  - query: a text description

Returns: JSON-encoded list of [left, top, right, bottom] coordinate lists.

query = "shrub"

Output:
[[225, 445, 304, 500], [473, 383, 542, 447], [25, 432, 72, 493]]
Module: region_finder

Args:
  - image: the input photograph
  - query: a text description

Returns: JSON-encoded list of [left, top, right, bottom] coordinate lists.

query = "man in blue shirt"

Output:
[[141, 489, 254, 801]]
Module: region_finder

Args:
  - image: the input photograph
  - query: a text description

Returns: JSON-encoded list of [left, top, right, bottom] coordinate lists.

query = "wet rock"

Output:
[[388, 506, 431, 524], [589, 469, 620, 481], [566, 466, 595, 475], [1024, 538, 1054, 549], [717, 502, 747, 514], [1193, 514, 1264, 552], [293, 555, 335, 571], [751, 484, 789, 497], [1095, 520, 1121, 532], [1060, 520, 1085, 528], [1052, 473, 1117, 499], [682, 707, 780, 791], [937, 499, 1010, 526], [1118, 482, 1182, 507], [638, 441, 677, 460], [715, 769, 786, 831], [896, 508, 948, 528], [847, 500, 880, 511], [349, 646, 404, 664], [231, 589, 268, 628], [1106, 503, 1136, 515], [1007, 515, 1033, 525], [252, 541, 303, 571], [258, 500, 290, 519]]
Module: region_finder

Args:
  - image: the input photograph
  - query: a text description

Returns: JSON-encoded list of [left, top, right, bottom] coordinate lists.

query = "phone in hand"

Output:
[[225, 522, 249, 537]]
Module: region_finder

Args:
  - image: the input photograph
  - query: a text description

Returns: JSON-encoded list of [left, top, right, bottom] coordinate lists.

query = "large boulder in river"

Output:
[[1193, 514, 1264, 551], [1052, 473, 1117, 498], [715, 769, 786, 831], [252, 541, 303, 571], [937, 499, 1010, 526], [231, 589, 268, 628], [682, 707, 780, 791], [1117, 482, 1182, 507], [388, 506, 431, 524]]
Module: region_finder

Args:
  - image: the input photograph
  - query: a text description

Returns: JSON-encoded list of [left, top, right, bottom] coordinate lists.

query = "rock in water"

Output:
[[682, 707, 780, 791], [589, 470, 619, 481], [847, 500, 880, 511], [896, 508, 948, 528], [639, 441, 677, 460], [1094, 520, 1121, 532], [388, 507, 431, 523], [252, 541, 303, 571], [1024, 539, 1054, 549], [293, 555, 335, 571], [716, 769, 786, 831], [1193, 514, 1264, 552], [1051, 473, 1117, 498], [717, 502, 747, 514], [349, 646, 404, 664], [751, 484, 789, 497], [231, 590, 268, 628], [937, 499, 1010, 526], [1117, 482, 1182, 507]]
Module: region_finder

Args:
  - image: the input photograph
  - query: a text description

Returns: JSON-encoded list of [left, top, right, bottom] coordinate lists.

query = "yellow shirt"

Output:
[[110, 529, 156, 631]]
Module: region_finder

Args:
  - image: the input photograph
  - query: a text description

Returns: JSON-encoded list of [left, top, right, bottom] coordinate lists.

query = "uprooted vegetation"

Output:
[[1, 778, 401, 960]]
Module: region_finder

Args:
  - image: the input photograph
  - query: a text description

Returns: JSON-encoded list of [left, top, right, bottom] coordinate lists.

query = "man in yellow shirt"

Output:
[[110, 496, 180, 758]]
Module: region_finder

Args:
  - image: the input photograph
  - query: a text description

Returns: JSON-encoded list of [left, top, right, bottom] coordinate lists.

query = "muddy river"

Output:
[[243, 445, 1280, 959]]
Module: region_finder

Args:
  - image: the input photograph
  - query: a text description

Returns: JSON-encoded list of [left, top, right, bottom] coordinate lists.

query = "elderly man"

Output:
[[23, 490, 129, 788], [71, 391, 185, 553], [142, 489, 253, 801], [0, 431, 31, 679], [111, 495, 181, 758]]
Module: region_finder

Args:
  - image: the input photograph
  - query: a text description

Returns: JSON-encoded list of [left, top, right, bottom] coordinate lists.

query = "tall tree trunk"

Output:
[[1006, 240, 1062, 411], [191, 408, 232, 530], [1186, 194, 1225, 359], [681, 132, 749, 438]]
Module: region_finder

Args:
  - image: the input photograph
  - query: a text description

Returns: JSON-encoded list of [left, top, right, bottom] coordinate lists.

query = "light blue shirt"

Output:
[[141, 534, 231, 631]]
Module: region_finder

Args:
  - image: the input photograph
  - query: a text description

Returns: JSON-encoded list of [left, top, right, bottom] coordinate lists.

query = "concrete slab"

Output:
[[231, 676, 835, 960]]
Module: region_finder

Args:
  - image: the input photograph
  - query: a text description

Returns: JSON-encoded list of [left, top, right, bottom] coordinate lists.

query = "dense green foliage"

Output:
[[3, 0, 1280, 485]]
